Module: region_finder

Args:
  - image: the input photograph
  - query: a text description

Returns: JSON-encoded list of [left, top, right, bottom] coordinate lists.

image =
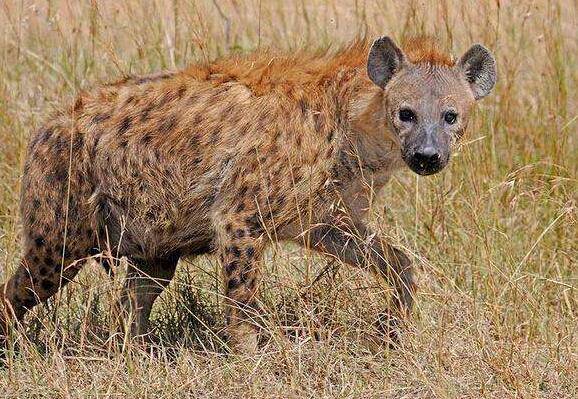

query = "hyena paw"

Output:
[[226, 322, 259, 355]]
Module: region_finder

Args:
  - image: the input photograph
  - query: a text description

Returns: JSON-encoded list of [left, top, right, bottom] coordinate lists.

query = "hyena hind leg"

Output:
[[1, 242, 89, 343], [116, 256, 178, 341]]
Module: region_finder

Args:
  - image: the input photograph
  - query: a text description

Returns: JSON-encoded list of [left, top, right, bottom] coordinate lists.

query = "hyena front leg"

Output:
[[214, 214, 265, 354], [298, 215, 415, 338]]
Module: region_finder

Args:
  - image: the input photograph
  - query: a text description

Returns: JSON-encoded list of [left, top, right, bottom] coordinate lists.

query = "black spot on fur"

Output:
[[160, 90, 177, 106], [189, 134, 200, 148], [236, 202, 245, 212], [228, 246, 241, 258], [267, 127, 279, 141], [74, 97, 84, 112], [192, 114, 203, 126], [27, 212, 37, 225], [233, 229, 245, 239], [39, 128, 53, 145], [240, 269, 251, 283], [245, 214, 262, 230], [140, 106, 153, 122], [246, 247, 255, 258], [298, 99, 308, 114], [141, 133, 152, 145], [41, 279, 55, 291], [39, 267, 48, 275], [188, 92, 200, 104], [55, 245, 71, 260], [91, 136, 101, 156], [54, 164, 69, 182], [73, 135, 84, 151], [44, 257, 54, 267], [92, 113, 111, 124], [34, 236, 45, 248], [52, 136, 67, 153], [210, 128, 220, 144], [53, 204, 63, 220], [225, 261, 238, 274], [227, 277, 241, 290], [274, 196, 285, 207], [159, 116, 177, 133], [21, 296, 37, 308], [118, 116, 132, 134], [314, 114, 326, 132]]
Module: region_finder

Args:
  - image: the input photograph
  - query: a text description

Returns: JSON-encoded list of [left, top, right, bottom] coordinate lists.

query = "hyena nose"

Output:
[[413, 147, 441, 172]]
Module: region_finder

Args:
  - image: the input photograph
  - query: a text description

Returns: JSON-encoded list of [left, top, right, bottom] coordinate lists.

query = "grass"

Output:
[[0, 0, 576, 397]]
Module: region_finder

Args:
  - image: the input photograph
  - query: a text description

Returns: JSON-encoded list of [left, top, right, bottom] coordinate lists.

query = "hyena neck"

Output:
[[345, 85, 403, 174]]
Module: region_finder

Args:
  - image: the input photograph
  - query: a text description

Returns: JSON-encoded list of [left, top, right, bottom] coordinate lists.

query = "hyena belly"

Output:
[[89, 149, 220, 261]]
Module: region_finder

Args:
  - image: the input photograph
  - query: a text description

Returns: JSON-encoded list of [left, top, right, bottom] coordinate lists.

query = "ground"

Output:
[[0, 1, 576, 398]]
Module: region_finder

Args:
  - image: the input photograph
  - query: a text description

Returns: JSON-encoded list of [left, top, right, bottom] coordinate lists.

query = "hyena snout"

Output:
[[402, 131, 451, 176], [410, 146, 442, 175]]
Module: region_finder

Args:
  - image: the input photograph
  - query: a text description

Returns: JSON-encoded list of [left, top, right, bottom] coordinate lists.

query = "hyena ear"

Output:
[[367, 36, 406, 88], [457, 44, 497, 100]]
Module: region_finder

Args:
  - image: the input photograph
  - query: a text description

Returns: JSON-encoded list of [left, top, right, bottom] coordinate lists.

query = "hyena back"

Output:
[[1, 36, 496, 352]]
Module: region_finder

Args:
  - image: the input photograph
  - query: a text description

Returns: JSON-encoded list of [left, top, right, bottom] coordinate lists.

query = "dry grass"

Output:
[[0, 0, 576, 397]]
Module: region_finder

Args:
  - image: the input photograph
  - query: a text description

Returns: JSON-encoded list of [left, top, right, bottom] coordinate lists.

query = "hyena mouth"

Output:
[[404, 151, 448, 176]]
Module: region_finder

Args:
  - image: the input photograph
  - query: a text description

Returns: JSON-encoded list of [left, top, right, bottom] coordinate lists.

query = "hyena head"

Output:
[[367, 36, 497, 176]]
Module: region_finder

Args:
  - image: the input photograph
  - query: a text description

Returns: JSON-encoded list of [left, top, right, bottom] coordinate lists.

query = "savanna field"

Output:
[[0, 1, 576, 398]]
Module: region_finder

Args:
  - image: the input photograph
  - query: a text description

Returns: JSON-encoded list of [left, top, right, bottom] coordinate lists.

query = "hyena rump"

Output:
[[1, 36, 496, 352]]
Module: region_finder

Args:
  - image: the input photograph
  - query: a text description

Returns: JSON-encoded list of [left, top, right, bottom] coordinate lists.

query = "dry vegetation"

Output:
[[0, 0, 576, 397]]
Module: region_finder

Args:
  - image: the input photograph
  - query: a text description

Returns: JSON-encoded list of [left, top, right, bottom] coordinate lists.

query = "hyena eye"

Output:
[[399, 108, 416, 122], [444, 111, 458, 125]]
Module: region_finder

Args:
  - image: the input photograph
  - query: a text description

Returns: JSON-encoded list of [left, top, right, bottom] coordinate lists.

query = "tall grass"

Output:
[[0, 1, 576, 397]]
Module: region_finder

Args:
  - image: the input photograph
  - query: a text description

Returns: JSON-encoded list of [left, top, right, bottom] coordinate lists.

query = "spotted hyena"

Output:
[[1, 36, 496, 352]]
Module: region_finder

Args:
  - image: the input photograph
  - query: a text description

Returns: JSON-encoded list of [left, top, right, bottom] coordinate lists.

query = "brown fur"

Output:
[[1, 37, 465, 351], [402, 36, 455, 66]]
